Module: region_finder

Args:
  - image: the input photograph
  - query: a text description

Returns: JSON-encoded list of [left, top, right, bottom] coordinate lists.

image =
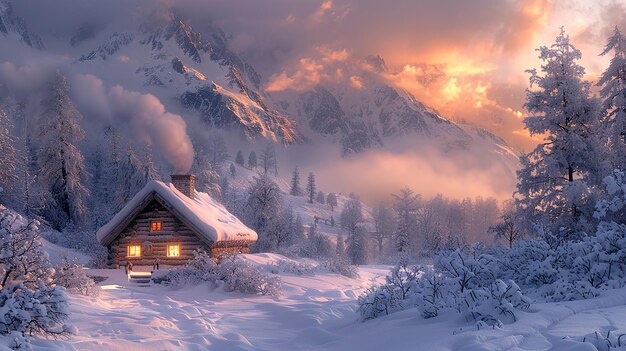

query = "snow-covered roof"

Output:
[[96, 180, 257, 246]]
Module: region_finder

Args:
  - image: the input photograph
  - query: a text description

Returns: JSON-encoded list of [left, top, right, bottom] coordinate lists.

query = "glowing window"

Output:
[[128, 245, 141, 257], [167, 244, 180, 257], [151, 221, 163, 232]]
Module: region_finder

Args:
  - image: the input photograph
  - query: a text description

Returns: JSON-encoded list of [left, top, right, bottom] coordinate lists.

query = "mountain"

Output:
[[0, 1, 42, 49], [0, 2, 519, 181], [70, 7, 301, 144]]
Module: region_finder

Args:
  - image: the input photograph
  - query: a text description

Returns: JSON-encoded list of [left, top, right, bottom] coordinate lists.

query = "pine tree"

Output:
[[192, 146, 221, 200], [516, 28, 601, 247], [0, 109, 17, 203], [235, 150, 245, 167], [393, 187, 419, 253], [597, 26, 626, 171], [326, 193, 338, 212], [316, 191, 325, 204], [207, 132, 230, 169], [248, 151, 257, 169], [141, 144, 161, 182], [114, 146, 146, 211], [290, 166, 303, 196], [336, 231, 345, 256], [37, 73, 89, 229], [341, 198, 367, 265], [260, 143, 277, 175], [306, 172, 316, 204], [230, 162, 236, 178]]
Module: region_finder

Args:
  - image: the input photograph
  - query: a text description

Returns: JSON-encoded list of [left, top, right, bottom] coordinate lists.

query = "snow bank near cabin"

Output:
[[96, 180, 257, 244]]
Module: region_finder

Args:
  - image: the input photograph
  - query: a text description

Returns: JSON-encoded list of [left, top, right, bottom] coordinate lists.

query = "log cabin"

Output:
[[96, 174, 257, 267]]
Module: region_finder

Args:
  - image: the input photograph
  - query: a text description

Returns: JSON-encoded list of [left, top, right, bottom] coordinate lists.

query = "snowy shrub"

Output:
[[215, 255, 282, 297], [302, 232, 334, 259], [358, 247, 532, 326], [0, 210, 54, 289], [500, 240, 557, 287], [158, 250, 217, 287], [319, 256, 359, 278], [459, 279, 531, 328], [52, 257, 99, 297], [0, 283, 73, 340], [269, 260, 316, 276], [160, 251, 281, 297], [357, 261, 420, 320]]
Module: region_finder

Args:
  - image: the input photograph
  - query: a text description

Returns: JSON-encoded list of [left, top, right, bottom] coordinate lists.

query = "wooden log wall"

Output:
[[106, 199, 255, 267]]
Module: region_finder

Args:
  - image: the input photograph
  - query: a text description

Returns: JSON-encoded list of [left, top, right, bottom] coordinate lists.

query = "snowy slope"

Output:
[[226, 162, 372, 240], [21, 253, 626, 351], [0, 205, 90, 264]]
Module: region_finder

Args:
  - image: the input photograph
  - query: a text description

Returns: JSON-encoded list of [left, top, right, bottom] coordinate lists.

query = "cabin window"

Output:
[[167, 244, 180, 257], [128, 245, 141, 257], [150, 221, 163, 232]]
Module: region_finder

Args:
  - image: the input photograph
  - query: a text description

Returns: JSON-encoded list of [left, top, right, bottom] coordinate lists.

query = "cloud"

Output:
[[72, 74, 194, 173], [281, 135, 517, 204], [0, 61, 57, 97]]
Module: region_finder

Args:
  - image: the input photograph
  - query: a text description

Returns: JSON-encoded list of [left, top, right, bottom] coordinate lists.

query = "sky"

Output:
[[10, 0, 624, 153], [172, 0, 623, 151], [5, 0, 626, 203]]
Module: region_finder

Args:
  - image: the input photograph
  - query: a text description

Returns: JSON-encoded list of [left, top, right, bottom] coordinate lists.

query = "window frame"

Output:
[[127, 245, 141, 258], [150, 220, 163, 232], [167, 243, 181, 257]]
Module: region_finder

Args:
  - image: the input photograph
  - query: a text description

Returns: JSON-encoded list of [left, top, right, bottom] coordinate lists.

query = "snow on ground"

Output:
[[22, 253, 626, 351]]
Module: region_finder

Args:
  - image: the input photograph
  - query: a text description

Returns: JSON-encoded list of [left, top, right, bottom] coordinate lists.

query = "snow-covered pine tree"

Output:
[[306, 172, 316, 204], [0, 109, 17, 204], [393, 187, 420, 253], [235, 150, 245, 167], [341, 198, 368, 264], [327, 193, 338, 212], [141, 144, 161, 182], [597, 26, 626, 171], [289, 166, 303, 196], [192, 146, 221, 200], [293, 214, 305, 243], [517, 28, 601, 247], [316, 191, 325, 204], [113, 145, 147, 212], [260, 143, 277, 176], [207, 132, 230, 169], [248, 151, 257, 169], [230, 162, 236, 178], [336, 231, 345, 256], [372, 204, 395, 258], [36, 73, 89, 229]]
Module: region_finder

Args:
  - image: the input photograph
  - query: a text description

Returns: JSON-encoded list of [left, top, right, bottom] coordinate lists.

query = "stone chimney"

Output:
[[171, 174, 196, 199]]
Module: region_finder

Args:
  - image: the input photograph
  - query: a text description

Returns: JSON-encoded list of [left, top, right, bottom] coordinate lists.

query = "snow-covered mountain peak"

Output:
[[0, 0, 43, 49]]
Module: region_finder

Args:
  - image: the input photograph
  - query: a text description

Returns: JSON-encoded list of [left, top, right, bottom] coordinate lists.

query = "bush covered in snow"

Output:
[[160, 251, 282, 297], [0, 208, 74, 347], [318, 256, 359, 278], [52, 257, 99, 297], [269, 259, 316, 276], [358, 247, 531, 327], [0, 283, 74, 339]]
